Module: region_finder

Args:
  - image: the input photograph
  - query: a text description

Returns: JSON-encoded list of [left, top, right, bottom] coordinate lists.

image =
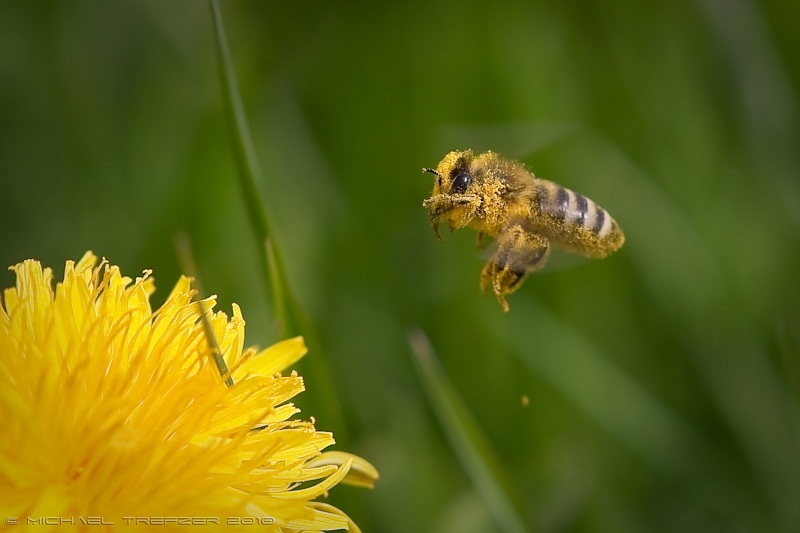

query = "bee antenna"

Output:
[[422, 167, 441, 177]]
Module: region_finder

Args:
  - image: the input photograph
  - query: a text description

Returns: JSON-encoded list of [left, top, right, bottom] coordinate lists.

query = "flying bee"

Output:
[[422, 149, 625, 311]]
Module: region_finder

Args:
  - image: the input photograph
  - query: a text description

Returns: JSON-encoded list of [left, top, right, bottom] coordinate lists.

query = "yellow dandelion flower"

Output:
[[0, 252, 377, 531]]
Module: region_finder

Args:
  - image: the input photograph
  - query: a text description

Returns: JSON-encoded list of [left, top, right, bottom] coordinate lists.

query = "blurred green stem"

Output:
[[197, 299, 235, 387], [175, 231, 234, 387], [409, 328, 536, 533], [207, 0, 346, 439], [174, 230, 205, 297], [208, 0, 286, 335]]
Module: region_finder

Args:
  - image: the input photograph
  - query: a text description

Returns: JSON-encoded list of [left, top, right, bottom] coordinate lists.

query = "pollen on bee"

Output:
[[422, 149, 624, 311]]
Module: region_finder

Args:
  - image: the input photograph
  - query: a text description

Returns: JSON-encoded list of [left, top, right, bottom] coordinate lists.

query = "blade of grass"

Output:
[[207, 0, 283, 332], [265, 237, 289, 340], [206, 0, 346, 438], [409, 328, 536, 533], [197, 300, 234, 387], [175, 231, 233, 387], [174, 230, 205, 296]]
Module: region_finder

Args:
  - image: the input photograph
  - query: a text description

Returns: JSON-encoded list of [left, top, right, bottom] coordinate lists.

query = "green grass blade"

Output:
[[174, 231, 233, 387], [409, 329, 536, 533], [206, 0, 346, 437], [208, 0, 285, 334], [264, 237, 289, 339], [196, 300, 234, 387], [173, 230, 206, 297]]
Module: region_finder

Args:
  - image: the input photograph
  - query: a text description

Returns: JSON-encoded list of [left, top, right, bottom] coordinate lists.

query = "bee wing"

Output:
[[536, 246, 590, 274], [476, 241, 588, 274], [433, 121, 579, 161]]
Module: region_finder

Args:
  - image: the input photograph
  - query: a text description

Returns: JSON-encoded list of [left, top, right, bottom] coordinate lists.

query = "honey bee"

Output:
[[423, 150, 624, 311]]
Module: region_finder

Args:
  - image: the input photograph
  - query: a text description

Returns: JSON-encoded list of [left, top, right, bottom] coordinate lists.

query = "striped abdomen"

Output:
[[531, 179, 624, 257]]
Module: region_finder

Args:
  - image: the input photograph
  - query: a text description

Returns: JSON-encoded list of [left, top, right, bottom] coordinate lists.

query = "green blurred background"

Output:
[[2, 0, 800, 531]]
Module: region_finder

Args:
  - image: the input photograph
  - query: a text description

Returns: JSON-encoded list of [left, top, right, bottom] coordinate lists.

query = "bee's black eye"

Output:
[[451, 171, 471, 194]]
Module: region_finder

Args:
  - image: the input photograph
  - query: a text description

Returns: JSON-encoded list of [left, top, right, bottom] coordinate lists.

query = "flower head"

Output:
[[0, 252, 376, 531]]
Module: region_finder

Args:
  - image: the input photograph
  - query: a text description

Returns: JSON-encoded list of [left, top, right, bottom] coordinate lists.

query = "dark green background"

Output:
[[2, 1, 799, 531]]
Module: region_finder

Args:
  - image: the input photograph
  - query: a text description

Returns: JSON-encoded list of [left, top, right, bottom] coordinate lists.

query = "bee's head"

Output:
[[423, 150, 475, 196], [422, 150, 480, 238]]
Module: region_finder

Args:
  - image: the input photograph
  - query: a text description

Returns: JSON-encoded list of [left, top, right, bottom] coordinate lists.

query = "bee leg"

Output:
[[476, 232, 486, 250], [432, 222, 442, 240], [480, 225, 550, 312]]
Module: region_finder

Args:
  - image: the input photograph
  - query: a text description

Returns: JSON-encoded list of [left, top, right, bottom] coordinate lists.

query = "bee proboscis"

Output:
[[422, 149, 625, 311]]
